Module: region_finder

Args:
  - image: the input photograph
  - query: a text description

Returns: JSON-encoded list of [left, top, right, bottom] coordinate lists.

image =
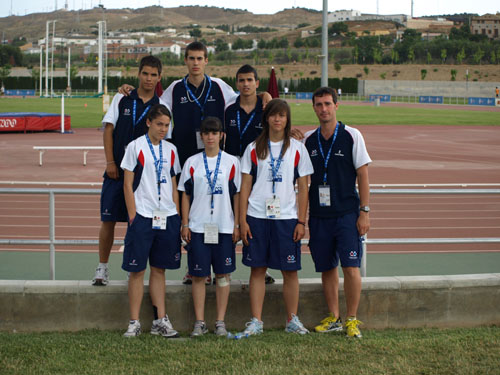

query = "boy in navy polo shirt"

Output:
[[121, 104, 181, 338], [304, 87, 371, 338], [178, 117, 241, 337], [93, 56, 166, 286], [224, 64, 263, 158]]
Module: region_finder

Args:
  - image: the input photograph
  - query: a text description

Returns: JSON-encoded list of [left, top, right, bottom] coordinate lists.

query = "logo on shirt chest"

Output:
[[229, 119, 237, 127], [334, 150, 344, 157], [207, 95, 216, 102], [310, 149, 318, 157], [180, 96, 188, 104], [123, 108, 131, 116], [256, 122, 262, 129]]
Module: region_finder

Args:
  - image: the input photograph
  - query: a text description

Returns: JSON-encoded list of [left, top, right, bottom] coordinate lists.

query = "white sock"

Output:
[[98, 262, 108, 269]]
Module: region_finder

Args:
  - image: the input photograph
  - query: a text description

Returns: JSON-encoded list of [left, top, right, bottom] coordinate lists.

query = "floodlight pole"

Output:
[[51, 21, 57, 97], [45, 21, 50, 97], [321, 0, 328, 87], [97, 21, 103, 94], [67, 47, 71, 89], [39, 45, 43, 97]]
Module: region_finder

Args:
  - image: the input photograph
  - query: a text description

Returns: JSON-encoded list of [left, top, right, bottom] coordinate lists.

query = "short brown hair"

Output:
[[312, 87, 337, 104]]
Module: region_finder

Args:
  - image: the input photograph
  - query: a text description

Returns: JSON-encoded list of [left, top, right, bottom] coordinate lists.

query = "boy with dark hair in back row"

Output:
[[93, 55, 167, 286]]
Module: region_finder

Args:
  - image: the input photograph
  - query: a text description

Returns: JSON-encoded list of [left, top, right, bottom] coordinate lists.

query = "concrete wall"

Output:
[[1, 274, 499, 333], [358, 80, 500, 97]]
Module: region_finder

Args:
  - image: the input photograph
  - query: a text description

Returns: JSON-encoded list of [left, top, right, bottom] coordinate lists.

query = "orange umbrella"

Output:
[[267, 67, 279, 98]]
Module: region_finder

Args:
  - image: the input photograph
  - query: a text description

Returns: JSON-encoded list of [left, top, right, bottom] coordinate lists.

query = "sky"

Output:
[[1, 0, 498, 19]]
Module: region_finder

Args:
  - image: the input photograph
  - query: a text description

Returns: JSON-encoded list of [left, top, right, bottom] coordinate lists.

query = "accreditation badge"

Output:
[[319, 185, 331, 207], [204, 223, 219, 244], [152, 211, 167, 230], [196, 131, 205, 150], [265, 197, 281, 218]]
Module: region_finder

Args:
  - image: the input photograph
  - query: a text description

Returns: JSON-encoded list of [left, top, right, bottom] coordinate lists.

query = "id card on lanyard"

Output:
[[266, 141, 283, 218], [203, 150, 222, 243], [184, 75, 213, 150], [146, 134, 168, 230], [317, 124, 338, 207]]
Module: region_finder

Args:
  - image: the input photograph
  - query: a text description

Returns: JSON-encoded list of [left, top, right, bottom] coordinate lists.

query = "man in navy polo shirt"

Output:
[[304, 87, 371, 338], [92, 56, 165, 286], [224, 64, 263, 158]]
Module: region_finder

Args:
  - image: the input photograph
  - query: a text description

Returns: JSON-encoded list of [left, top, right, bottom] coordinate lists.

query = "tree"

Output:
[[373, 48, 382, 64], [294, 37, 304, 48], [215, 39, 229, 52], [334, 62, 342, 73], [0, 64, 11, 87], [329, 22, 348, 36], [408, 47, 415, 63], [391, 49, 399, 64], [427, 51, 432, 64], [189, 28, 202, 38], [490, 50, 497, 64], [257, 39, 267, 49], [473, 47, 484, 64], [440, 48, 447, 64], [456, 47, 466, 64]]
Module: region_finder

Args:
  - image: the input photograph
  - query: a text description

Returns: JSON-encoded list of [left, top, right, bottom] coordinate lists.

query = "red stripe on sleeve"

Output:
[[138, 150, 145, 167], [171, 149, 175, 166], [229, 164, 235, 180], [294, 150, 300, 167], [190, 166, 194, 177], [251, 148, 257, 165]]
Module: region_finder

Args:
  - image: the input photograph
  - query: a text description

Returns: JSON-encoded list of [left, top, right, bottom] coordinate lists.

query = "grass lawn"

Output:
[[1, 327, 499, 374], [1, 97, 499, 128]]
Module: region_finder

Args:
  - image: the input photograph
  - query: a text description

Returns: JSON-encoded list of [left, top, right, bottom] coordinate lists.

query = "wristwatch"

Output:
[[360, 206, 370, 213]]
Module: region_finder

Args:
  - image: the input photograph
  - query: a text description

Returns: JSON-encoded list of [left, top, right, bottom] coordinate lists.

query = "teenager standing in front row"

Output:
[[238, 99, 313, 336], [178, 117, 241, 337], [121, 104, 181, 338]]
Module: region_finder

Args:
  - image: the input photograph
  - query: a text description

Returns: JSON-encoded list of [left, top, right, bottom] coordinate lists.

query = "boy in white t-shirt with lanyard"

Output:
[[238, 99, 314, 336], [121, 104, 182, 338], [178, 117, 241, 337]]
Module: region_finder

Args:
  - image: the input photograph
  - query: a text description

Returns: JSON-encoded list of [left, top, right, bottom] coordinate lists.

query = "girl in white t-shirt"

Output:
[[121, 104, 182, 338], [178, 117, 241, 337], [238, 99, 314, 337]]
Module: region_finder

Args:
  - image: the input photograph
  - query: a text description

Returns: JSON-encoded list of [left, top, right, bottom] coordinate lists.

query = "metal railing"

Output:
[[1, 187, 500, 279]]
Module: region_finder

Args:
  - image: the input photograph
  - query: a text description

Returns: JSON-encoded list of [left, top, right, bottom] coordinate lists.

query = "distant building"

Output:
[[406, 18, 453, 29], [328, 10, 362, 23], [471, 14, 500, 39], [147, 43, 182, 57]]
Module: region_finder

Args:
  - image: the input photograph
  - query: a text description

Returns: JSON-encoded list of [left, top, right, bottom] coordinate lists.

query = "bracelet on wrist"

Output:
[[107, 161, 115, 165], [234, 224, 240, 229], [182, 224, 189, 228], [297, 220, 306, 226]]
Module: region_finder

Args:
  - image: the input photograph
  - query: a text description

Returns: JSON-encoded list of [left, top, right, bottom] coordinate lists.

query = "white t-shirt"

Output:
[[178, 151, 241, 234], [241, 138, 314, 219], [121, 135, 181, 218]]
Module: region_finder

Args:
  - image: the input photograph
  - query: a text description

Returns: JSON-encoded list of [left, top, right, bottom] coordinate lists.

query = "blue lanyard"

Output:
[[145, 134, 163, 202], [183, 74, 212, 120], [133, 100, 151, 128], [268, 140, 284, 196], [203, 150, 222, 215], [317, 123, 339, 185], [236, 110, 256, 155]]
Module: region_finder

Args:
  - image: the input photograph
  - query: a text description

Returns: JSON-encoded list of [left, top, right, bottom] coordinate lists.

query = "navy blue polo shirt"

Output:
[[112, 90, 160, 176], [165, 75, 234, 166], [305, 122, 361, 218], [224, 96, 263, 157]]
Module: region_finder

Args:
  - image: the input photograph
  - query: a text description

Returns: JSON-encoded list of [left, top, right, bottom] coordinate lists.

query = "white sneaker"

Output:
[[151, 315, 179, 338], [285, 314, 309, 335], [123, 320, 141, 337], [92, 265, 109, 286]]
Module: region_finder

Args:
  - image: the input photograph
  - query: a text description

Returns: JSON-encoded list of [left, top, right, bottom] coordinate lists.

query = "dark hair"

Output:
[[139, 55, 162, 75], [200, 116, 222, 133], [254, 99, 291, 160], [236, 64, 259, 81], [185, 41, 208, 58], [312, 87, 337, 104], [147, 104, 171, 122]]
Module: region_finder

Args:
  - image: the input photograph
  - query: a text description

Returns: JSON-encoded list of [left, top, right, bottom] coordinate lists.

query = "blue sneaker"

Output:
[[243, 317, 264, 336], [285, 314, 309, 335]]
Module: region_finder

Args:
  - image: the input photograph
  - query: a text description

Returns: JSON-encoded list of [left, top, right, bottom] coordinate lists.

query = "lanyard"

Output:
[[236, 110, 256, 155], [268, 140, 284, 197], [317, 123, 339, 185], [203, 150, 222, 215], [183, 75, 212, 120], [146, 134, 163, 203], [133, 100, 151, 128]]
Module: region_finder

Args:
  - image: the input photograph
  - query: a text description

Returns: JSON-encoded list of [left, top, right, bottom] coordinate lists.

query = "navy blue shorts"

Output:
[[100, 175, 127, 222], [122, 213, 181, 273], [242, 216, 301, 271], [186, 232, 236, 277], [308, 212, 363, 272]]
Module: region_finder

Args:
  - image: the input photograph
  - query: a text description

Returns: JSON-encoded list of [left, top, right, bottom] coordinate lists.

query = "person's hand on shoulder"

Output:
[[290, 128, 304, 141], [118, 84, 135, 96]]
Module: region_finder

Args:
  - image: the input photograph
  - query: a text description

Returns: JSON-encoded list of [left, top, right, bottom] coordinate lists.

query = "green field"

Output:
[[1, 327, 499, 374], [1, 97, 499, 128]]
